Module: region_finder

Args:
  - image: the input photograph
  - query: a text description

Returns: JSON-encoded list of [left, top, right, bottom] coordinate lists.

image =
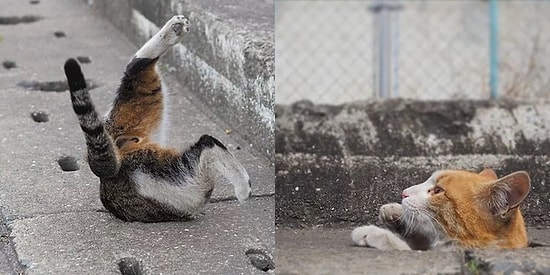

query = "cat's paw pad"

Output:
[[379, 203, 403, 224], [166, 15, 190, 36]]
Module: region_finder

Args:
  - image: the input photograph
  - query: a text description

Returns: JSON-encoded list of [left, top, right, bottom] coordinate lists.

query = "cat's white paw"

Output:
[[134, 15, 190, 59], [235, 179, 252, 202], [157, 15, 189, 46], [165, 15, 190, 37], [379, 203, 403, 224], [351, 225, 410, 250]]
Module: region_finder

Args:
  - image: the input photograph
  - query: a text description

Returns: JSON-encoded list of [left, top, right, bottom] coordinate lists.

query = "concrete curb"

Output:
[[276, 100, 550, 157], [91, 0, 275, 160]]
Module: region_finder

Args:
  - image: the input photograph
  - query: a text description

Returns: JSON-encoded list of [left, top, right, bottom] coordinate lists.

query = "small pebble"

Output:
[[245, 248, 274, 272], [30, 111, 49, 123], [76, 56, 91, 64], [118, 257, 144, 275], [57, 156, 79, 172], [236, 146, 241, 150], [2, 61, 16, 70], [53, 31, 66, 38], [30, 0, 40, 4]]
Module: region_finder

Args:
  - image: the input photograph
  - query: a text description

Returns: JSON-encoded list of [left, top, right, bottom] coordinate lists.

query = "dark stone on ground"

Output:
[[53, 31, 66, 38], [30, 111, 49, 123], [245, 248, 274, 272], [57, 156, 79, 172], [2, 61, 16, 70], [76, 56, 91, 64], [0, 15, 41, 25], [30, 0, 40, 4], [17, 79, 97, 92], [118, 257, 144, 275]]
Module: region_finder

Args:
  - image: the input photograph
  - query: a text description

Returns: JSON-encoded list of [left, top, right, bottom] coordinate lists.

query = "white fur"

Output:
[[132, 170, 206, 215], [201, 147, 251, 202], [150, 83, 170, 146], [401, 171, 440, 211], [134, 15, 189, 59], [351, 225, 411, 250]]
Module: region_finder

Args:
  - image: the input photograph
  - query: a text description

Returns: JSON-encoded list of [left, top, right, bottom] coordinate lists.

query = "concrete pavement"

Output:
[[276, 227, 550, 275], [0, 0, 273, 273]]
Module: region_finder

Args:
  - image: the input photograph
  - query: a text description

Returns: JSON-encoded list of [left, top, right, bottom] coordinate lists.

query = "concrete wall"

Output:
[[276, 100, 550, 228], [89, 0, 274, 159]]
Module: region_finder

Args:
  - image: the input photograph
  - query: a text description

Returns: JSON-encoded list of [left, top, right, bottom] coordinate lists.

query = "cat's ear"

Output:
[[483, 171, 530, 217], [479, 168, 498, 180]]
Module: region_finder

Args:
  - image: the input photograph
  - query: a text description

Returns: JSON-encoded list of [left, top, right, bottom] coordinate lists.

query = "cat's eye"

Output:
[[432, 186, 444, 194]]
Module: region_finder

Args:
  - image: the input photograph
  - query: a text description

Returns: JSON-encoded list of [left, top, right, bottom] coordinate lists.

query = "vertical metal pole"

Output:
[[489, 0, 499, 99], [370, 0, 392, 98], [379, 3, 391, 98], [392, 3, 400, 97]]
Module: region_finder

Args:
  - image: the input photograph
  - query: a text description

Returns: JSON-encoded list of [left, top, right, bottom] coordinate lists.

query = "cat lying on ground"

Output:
[[63, 15, 251, 222], [352, 169, 530, 250]]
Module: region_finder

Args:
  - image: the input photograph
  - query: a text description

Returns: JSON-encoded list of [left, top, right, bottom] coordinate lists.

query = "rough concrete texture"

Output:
[[91, 0, 275, 160], [276, 100, 550, 157], [276, 228, 550, 275], [0, 0, 273, 273]]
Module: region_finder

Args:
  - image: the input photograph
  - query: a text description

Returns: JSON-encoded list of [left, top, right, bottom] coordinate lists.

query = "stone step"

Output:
[[276, 100, 550, 158], [275, 153, 550, 227]]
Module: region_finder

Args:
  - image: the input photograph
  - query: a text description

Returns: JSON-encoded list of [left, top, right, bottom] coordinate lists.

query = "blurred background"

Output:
[[275, 0, 550, 104]]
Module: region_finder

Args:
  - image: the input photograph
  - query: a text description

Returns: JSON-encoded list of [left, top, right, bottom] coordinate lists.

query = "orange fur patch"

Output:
[[429, 170, 529, 249], [109, 61, 164, 157]]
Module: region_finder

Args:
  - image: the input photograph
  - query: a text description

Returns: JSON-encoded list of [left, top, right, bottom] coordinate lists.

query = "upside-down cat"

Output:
[[63, 15, 251, 222], [352, 169, 530, 250]]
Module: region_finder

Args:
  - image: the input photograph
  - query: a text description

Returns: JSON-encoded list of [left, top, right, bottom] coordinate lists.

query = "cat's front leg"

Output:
[[379, 203, 404, 232], [351, 225, 411, 250]]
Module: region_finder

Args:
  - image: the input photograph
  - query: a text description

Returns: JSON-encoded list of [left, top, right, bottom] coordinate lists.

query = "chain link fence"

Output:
[[275, 0, 550, 105]]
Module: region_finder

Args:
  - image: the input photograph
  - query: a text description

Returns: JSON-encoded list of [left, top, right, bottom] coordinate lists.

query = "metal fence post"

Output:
[[370, 0, 402, 99], [489, 0, 500, 99]]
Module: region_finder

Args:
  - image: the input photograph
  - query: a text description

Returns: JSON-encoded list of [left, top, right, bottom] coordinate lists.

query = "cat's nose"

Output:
[[401, 192, 409, 199]]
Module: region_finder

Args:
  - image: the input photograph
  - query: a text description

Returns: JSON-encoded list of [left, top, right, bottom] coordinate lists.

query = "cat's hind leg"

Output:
[[189, 135, 252, 202], [351, 225, 411, 250]]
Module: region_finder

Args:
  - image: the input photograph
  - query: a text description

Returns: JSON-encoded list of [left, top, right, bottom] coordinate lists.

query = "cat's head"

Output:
[[401, 169, 530, 249]]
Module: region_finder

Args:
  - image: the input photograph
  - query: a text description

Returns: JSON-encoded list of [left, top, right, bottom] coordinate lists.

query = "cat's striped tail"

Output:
[[64, 58, 120, 178]]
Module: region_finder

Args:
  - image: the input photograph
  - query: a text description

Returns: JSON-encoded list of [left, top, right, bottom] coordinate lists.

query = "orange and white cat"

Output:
[[352, 169, 530, 250]]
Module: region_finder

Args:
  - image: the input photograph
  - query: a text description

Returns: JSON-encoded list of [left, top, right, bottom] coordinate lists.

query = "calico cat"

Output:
[[352, 169, 530, 250], [63, 15, 251, 222]]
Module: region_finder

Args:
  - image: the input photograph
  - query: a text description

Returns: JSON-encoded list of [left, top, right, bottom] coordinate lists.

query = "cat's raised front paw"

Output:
[[379, 203, 403, 225]]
